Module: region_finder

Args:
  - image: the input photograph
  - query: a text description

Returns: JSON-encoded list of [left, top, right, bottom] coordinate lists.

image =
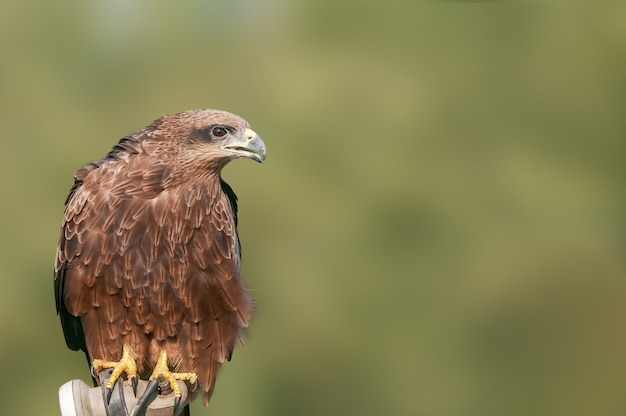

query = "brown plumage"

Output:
[[54, 109, 266, 406]]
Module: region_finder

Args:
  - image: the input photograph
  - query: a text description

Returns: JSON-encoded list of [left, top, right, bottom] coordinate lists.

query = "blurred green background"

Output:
[[1, 1, 625, 415]]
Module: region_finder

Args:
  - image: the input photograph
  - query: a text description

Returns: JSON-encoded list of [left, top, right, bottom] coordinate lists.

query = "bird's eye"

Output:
[[211, 126, 228, 138]]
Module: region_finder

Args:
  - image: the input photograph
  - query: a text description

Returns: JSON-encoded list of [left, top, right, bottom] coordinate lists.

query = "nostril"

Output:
[[244, 128, 257, 141]]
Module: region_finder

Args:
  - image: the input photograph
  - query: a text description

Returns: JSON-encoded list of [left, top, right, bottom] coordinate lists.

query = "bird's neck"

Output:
[[165, 163, 225, 191]]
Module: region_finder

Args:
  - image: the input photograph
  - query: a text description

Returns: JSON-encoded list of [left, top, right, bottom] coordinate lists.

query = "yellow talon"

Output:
[[150, 350, 198, 399], [93, 345, 138, 392]]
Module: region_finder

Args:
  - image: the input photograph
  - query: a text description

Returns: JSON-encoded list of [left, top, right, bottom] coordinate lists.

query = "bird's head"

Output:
[[145, 109, 266, 177]]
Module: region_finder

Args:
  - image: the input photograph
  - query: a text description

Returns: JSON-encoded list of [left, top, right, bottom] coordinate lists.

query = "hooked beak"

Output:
[[220, 128, 266, 163]]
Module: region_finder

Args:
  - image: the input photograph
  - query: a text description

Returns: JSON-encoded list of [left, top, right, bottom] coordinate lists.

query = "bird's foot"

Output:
[[92, 345, 139, 402], [150, 350, 198, 411]]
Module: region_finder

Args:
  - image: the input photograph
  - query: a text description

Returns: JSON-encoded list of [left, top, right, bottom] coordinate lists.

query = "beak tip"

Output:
[[251, 135, 267, 163]]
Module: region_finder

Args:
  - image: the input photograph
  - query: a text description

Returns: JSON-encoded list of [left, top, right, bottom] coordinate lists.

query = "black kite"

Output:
[[54, 109, 266, 411]]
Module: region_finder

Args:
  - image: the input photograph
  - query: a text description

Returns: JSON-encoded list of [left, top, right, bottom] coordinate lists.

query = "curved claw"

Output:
[[101, 371, 130, 416], [131, 376, 138, 397], [173, 396, 181, 416]]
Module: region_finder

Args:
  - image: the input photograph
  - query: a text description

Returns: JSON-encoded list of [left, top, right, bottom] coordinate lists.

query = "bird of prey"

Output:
[[54, 109, 266, 412]]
